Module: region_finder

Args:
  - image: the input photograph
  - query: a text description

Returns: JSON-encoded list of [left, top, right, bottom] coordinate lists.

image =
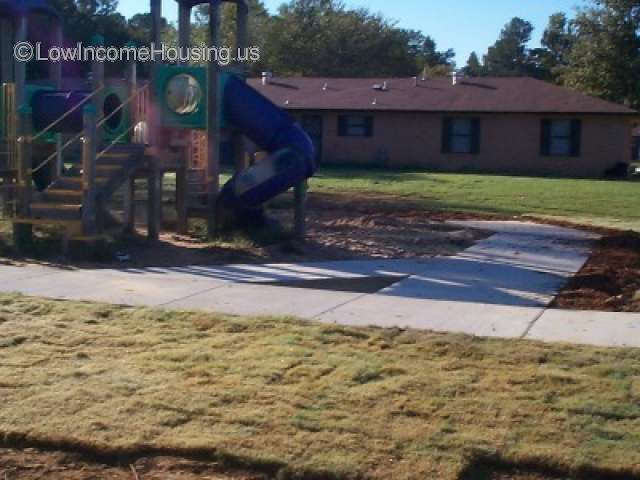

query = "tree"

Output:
[[563, 0, 640, 107], [537, 13, 575, 82], [192, 0, 272, 74], [411, 34, 456, 76], [261, 0, 431, 77], [483, 17, 535, 76], [127, 13, 175, 46], [463, 51, 483, 76]]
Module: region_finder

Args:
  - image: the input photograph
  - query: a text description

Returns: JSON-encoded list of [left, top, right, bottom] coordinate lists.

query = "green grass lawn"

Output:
[[1, 294, 639, 480], [310, 167, 640, 231]]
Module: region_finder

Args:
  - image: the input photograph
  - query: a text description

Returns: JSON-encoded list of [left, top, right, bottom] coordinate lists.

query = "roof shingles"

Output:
[[246, 76, 638, 115]]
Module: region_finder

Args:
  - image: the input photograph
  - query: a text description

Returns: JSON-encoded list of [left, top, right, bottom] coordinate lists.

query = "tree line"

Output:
[[46, 0, 640, 108]]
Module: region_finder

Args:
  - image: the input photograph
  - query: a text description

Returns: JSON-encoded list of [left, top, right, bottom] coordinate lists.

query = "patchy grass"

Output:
[[310, 167, 640, 231], [1, 294, 639, 479]]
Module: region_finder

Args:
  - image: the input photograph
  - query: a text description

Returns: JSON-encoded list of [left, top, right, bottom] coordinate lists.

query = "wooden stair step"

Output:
[[38, 189, 83, 203], [30, 203, 82, 221], [13, 217, 82, 230], [53, 176, 108, 190], [96, 165, 123, 175]]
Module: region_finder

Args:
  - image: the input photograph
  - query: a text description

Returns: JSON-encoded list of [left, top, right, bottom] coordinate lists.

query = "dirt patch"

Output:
[[553, 231, 640, 312], [0, 447, 264, 480], [0, 192, 488, 269]]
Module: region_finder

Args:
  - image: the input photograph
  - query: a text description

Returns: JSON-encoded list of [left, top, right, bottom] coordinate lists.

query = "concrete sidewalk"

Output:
[[1, 221, 640, 348]]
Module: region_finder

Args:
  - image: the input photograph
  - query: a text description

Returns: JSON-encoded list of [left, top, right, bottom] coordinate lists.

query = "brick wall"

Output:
[[296, 111, 635, 177]]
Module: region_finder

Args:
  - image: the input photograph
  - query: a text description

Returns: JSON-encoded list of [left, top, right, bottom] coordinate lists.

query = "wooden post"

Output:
[[81, 105, 97, 236], [206, 0, 222, 237], [177, 5, 191, 235], [124, 42, 138, 236], [91, 34, 105, 147], [13, 105, 32, 246], [14, 15, 27, 107], [126, 42, 138, 126], [178, 3, 192, 55], [49, 22, 63, 87], [146, 0, 162, 241], [0, 18, 13, 83], [233, 1, 249, 173], [123, 175, 135, 234], [147, 168, 161, 241], [294, 180, 308, 240], [175, 167, 188, 234], [52, 21, 64, 179]]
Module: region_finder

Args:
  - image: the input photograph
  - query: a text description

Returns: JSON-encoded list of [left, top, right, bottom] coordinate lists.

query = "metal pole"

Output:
[[206, 0, 221, 237]]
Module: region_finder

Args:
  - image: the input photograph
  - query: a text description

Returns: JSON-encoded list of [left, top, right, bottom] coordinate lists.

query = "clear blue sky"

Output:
[[116, 0, 585, 66]]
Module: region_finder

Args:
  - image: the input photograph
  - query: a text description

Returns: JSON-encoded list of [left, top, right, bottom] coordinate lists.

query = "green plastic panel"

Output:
[[153, 66, 233, 130]]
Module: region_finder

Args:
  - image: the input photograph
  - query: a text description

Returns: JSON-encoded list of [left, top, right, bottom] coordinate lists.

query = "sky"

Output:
[[116, 0, 585, 66]]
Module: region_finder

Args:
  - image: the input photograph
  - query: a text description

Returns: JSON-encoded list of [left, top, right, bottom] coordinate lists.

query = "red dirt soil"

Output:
[[553, 231, 640, 312], [0, 448, 265, 480], [0, 447, 578, 480]]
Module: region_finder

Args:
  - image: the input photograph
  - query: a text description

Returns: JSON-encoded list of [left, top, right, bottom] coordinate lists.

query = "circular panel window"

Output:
[[165, 74, 202, 115]]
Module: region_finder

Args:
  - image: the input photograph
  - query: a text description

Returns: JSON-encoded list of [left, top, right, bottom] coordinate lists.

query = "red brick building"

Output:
[[247, 76, 639, 177]]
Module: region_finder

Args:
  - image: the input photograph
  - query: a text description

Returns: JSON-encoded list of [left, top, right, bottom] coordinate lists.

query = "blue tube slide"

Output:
[[219, 75, 316, 209]]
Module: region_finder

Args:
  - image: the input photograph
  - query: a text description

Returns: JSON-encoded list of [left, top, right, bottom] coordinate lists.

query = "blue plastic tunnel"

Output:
[[219, 75, 316, 209], [31, 90, 91, 133]]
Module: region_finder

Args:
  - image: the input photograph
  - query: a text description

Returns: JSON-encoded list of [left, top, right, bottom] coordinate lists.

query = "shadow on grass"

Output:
[[458, 454, 640, 480], [0, 432, 345, 480], [3, 434, 640, 480]]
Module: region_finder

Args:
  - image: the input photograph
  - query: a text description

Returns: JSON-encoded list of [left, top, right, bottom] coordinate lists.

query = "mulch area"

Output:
[[0, 448, 265, 480], [553, 231, 640, 312], [0, 192, 488, 269]]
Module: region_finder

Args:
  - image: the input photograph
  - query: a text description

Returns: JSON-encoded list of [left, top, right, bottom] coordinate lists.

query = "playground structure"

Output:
[[0, 0, 316, 250]]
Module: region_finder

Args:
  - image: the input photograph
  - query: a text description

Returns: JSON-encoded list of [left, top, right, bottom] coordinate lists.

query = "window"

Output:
[[442, 118, 481, 154], [541, 119, 581, 157], [338, 115, 373, 137], [633, 136, 640, 161]]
